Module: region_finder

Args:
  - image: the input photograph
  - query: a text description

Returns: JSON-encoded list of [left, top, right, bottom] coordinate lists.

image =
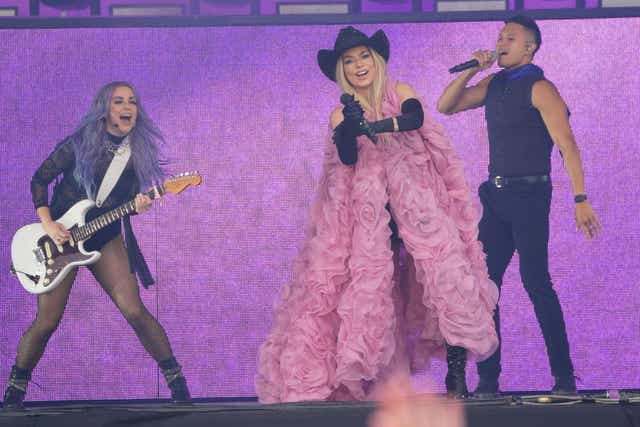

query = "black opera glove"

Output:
[[342, 98, 368, 138], [370, 98, 424, 134], [332, 98, 424, 165], [332, 121, 358, 165], [332, 98, 367, 165]]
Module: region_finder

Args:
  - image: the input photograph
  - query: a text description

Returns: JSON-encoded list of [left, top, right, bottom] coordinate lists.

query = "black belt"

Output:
[[489, 174, 550, 189]]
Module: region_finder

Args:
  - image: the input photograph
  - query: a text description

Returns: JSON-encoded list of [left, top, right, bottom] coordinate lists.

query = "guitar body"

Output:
[[11, 172, 201, 295], [11, 199, 101, 294]]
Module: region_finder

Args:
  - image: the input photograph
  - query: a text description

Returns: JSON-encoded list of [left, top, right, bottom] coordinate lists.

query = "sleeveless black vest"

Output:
[[485, 65, 554, 176]]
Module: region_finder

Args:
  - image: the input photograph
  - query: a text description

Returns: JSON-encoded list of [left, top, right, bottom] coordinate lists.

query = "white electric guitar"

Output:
[[10, 172, 201, 295]]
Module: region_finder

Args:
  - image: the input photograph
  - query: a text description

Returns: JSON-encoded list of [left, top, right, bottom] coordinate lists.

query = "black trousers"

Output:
[[476, 179, 574, 380]]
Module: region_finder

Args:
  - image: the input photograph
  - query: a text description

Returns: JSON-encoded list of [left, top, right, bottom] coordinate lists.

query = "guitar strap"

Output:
[[95, 136, 155, 287], [95, 136, 131, 207]]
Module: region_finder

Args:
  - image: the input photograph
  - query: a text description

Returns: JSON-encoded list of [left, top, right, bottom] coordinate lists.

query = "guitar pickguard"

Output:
[[36, 231, 91, 288]]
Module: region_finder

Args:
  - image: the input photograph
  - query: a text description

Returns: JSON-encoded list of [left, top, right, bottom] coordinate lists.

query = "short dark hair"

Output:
[[505, 15, 542, 54]]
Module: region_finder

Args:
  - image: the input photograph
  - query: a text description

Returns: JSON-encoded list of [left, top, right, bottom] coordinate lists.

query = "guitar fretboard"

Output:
[[70, 185, 164, 242]]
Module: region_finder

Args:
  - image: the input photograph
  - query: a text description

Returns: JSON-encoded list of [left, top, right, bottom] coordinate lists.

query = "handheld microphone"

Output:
[[340, 93, 377, 144], [448, 51, 497, 74]]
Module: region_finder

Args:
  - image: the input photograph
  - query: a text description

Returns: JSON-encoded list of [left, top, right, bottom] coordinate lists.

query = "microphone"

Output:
[[340, 93, 377, 144], [448, 51, 497, 74]]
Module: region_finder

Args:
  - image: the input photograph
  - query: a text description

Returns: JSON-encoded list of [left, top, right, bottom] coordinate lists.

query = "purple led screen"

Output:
[[0, 19, 639, 401]]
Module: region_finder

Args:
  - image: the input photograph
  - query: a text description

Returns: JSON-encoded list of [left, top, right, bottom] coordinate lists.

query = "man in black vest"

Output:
[[437, 15, 600, 397]]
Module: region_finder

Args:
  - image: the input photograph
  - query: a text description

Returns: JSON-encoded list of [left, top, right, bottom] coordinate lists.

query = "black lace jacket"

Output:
[[30, 139, 155, 287]]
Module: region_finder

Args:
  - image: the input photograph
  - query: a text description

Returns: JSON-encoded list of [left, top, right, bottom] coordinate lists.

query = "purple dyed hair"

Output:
[[67, 81, 166, 198]]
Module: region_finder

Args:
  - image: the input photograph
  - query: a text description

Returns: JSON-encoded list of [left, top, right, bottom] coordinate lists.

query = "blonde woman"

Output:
[[256, 27, 498, 402]]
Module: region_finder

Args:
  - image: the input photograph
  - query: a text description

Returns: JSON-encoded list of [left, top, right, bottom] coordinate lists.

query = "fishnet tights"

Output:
[[15, 235, 173, 370]]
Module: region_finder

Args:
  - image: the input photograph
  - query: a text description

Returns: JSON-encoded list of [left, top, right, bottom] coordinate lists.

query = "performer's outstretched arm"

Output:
[[532, 79, 601, 239]]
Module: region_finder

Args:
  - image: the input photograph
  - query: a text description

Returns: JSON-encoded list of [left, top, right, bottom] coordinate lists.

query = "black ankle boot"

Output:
[[159, 357, 191, 403], [473, 375, 500, 399], [551, 375, 577, 395], [445, 345, 468, 399], [2, 366, 31, 410], [168, 377, 191, 403]]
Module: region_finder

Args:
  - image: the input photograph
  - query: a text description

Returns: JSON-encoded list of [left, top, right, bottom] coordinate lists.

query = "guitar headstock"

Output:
[[163, 171, 202, 194]]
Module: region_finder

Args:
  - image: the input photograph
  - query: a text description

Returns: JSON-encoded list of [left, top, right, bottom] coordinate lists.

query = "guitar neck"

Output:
[[71, 185, 164, 242]]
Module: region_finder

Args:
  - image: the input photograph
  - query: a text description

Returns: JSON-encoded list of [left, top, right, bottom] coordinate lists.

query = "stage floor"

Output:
[[1, 395, 639, 427]]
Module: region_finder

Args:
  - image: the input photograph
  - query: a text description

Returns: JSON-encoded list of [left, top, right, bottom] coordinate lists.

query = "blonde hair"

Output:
[[335, 48, 387, 121]]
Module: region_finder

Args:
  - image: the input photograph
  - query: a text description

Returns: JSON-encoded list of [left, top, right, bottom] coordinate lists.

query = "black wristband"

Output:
[[574, 194, 587, 203]]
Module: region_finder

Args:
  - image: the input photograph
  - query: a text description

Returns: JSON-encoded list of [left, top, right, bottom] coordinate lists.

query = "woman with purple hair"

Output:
[[2, 82, 190, 409], [256, 27, 498, 402]]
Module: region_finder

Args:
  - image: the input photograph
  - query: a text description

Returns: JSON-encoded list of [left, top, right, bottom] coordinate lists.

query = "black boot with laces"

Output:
[[2, 366, 31, 411], [159, 357, 192, 403]]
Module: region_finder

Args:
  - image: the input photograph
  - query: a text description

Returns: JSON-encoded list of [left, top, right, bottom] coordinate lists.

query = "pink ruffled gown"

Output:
[[256, 77, 499, 403]]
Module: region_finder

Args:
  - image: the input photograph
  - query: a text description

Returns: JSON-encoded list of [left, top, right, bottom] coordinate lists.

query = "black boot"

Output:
[[445, 345, 468, 399], [473, 375, 500, 399], [159, 357, 191, 403], [2, 366, 31, 410], [551, 375, 577, 396]]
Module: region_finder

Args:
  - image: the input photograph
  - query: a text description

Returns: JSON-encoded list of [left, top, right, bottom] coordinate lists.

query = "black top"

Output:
[[30, 133, 155, 287], [485, 64, 554, 177], [31, 133, 138, 217]]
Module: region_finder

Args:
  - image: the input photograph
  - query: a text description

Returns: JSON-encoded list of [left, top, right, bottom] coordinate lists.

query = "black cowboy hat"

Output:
[[317, 26, 390, 81]]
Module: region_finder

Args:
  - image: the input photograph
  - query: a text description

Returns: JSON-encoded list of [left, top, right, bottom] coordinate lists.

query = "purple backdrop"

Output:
[[1, 18, 639, 401]]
